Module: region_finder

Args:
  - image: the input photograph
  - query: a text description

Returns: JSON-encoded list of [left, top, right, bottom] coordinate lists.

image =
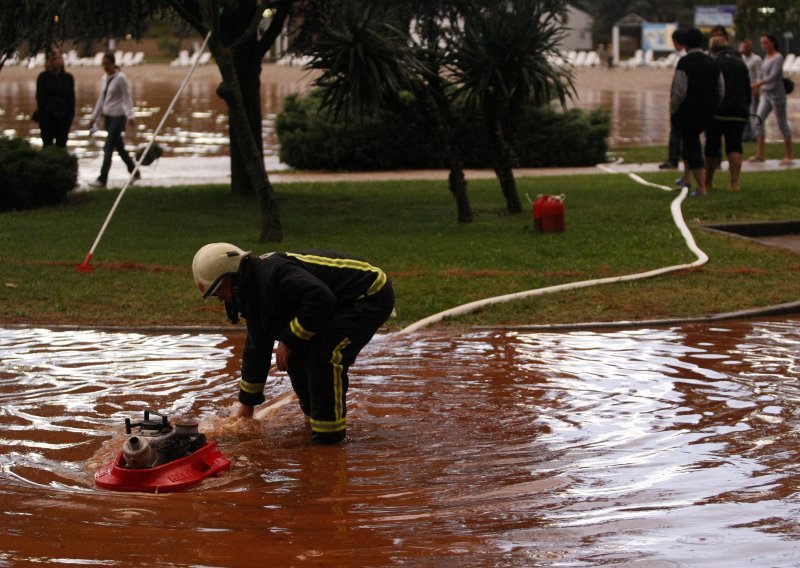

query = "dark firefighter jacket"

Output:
[[233, 250, 389, 406]]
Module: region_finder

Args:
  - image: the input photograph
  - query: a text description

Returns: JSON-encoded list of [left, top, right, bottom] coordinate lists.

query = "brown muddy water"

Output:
[[1, 320, 800, 566]]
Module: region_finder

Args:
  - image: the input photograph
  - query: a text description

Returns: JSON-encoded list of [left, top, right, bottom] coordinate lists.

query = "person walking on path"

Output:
[[88, 52, 139, 187], [749, 34, 793, 166], [660, 30, 688, 171], [192, 244, 395, 445], [669, 27, 724, 197], [704, 35, 751, 192], [34, 49, 75, 148], [739, 39, 762, 142]]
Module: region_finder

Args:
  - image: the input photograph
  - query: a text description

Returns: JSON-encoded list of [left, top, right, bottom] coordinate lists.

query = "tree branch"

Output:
[[164, 0, 207, 35], [256, 0, 293, 57]]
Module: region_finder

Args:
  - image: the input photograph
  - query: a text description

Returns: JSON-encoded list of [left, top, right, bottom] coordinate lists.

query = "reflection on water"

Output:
[[0, 70, 310, 159], [571, 89, 800, 148], [1, 320, 800, 565]]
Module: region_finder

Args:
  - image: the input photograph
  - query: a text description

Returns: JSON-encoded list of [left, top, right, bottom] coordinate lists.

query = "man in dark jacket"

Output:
[[704, 35, 751, 192], [670, 27, 724, 196], [192, 243, 395, 445]]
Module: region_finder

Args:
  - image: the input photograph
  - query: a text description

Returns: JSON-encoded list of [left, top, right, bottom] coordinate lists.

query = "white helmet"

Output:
[[192, 243, 250, 299]]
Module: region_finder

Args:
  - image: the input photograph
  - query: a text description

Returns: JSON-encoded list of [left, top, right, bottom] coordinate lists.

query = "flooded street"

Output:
[[2, 64, 798, 159], [0, 63, 314, 161], [2, 320, 800, 565]]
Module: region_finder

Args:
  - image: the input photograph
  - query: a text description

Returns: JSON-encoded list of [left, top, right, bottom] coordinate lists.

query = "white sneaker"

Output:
[[88, 178, 106, 188]]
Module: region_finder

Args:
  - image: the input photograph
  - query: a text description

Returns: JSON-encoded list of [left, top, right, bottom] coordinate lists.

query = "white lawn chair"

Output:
[[65, 50, 79, 67], [566, 50, 578, 65], [784, 53, 797, 73], [131, 51, 144, 65], [170, 50, 190, 66], [2, 52, 20, 66], [26, 52, 45, 69], [621, 49, 644, 69], [574, 50, 588, 67], [657, 52, 678, 69], [198, 52, 211, 65]]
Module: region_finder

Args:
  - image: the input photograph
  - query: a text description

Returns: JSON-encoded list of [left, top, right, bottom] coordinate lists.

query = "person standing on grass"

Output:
[[669, 27, 723, 197], [34, 49, 75, 148], [704, 35, 751, 192], [88, 52, 139, 188], [739, 39, 762, 142], [659, 30, 688, 171], [192, 244, 395, 445], [749, 34, 793, 166]]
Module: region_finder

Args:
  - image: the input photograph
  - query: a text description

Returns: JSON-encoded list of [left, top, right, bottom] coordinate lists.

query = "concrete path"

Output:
[[75, 155, 798, 190]]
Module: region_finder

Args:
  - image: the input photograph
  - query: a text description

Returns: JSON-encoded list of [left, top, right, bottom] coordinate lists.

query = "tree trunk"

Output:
[[228, 42, 264, 196], [213, 44, 283, 242], [418, 85, 473, 223], [487, 111, 522, 214], [448, 158, 473, 223]]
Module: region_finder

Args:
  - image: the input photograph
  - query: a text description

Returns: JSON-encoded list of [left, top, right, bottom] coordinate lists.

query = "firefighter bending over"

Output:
[[192, 243, 395, 445]]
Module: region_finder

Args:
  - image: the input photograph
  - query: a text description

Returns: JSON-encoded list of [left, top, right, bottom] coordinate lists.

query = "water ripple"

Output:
[[1, 321, 800, 564]]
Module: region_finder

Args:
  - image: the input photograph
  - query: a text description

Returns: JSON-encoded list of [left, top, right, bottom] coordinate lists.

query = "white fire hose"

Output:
[[397, 174, 708, 334]]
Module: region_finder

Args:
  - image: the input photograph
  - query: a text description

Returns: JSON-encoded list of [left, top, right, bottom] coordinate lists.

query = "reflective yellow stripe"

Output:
[[330, 337, 351, 422], [309, 417, 347, 433], [366, 269, 387, 296], [286, 252, 387, 295], [290, 317, 315, 341], [239, 378, 264, 394]]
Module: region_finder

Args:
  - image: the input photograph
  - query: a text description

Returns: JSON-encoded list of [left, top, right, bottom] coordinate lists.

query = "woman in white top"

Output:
[[749, 34, 793, 165], [88, 52, 139, 187]]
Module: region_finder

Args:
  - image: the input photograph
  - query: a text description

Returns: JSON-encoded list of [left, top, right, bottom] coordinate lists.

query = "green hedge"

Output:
[[277, 91, 609, 171], [0, 138, 78, 211]]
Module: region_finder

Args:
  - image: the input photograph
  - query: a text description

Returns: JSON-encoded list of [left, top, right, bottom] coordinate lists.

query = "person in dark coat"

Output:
[[705, 35, 751, 192], [659, 30, 688, 171], [192, 243, 395, 445], [669, 27, 724, 196], [35, 49, 75, 148]]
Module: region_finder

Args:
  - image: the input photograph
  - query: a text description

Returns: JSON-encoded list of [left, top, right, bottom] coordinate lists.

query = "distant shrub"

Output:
[[277, 91, 609, 171], [0, 138, 78, 211], [276, 93, 442, 170]]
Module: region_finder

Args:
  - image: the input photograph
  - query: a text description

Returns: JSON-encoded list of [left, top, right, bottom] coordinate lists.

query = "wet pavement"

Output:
[[75, 154, 800, 188]]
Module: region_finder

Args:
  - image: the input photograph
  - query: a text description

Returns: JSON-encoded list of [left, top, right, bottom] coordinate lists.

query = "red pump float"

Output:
[[95, 410, 230, 493]]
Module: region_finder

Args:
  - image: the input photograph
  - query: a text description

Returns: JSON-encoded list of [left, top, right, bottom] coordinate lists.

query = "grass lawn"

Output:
[[1, 165, 799, 330]]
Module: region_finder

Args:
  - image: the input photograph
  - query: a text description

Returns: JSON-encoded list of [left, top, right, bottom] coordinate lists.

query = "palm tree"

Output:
[[307, 0, 474, 223], [453, 0, 575, 213]]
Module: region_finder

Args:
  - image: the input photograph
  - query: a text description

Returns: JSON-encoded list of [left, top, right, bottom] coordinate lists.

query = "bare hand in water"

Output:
[[234, 403, 254, 419]]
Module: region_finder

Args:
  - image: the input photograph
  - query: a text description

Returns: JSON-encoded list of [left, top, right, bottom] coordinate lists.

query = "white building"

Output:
[[561, 4, 594, 51]]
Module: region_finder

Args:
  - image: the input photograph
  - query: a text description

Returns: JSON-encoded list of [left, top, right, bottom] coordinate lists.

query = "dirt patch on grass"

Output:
[[28, 260, 186, 273]]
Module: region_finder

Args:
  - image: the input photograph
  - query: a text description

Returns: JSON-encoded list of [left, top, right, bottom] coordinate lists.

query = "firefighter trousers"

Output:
[[286, 283, 394, 438]]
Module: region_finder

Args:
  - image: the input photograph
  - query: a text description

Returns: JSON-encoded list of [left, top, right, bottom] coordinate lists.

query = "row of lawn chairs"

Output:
[[2, 50, 145, 69], [618, 49, 800, 74], [170, 50, 212, 67]]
